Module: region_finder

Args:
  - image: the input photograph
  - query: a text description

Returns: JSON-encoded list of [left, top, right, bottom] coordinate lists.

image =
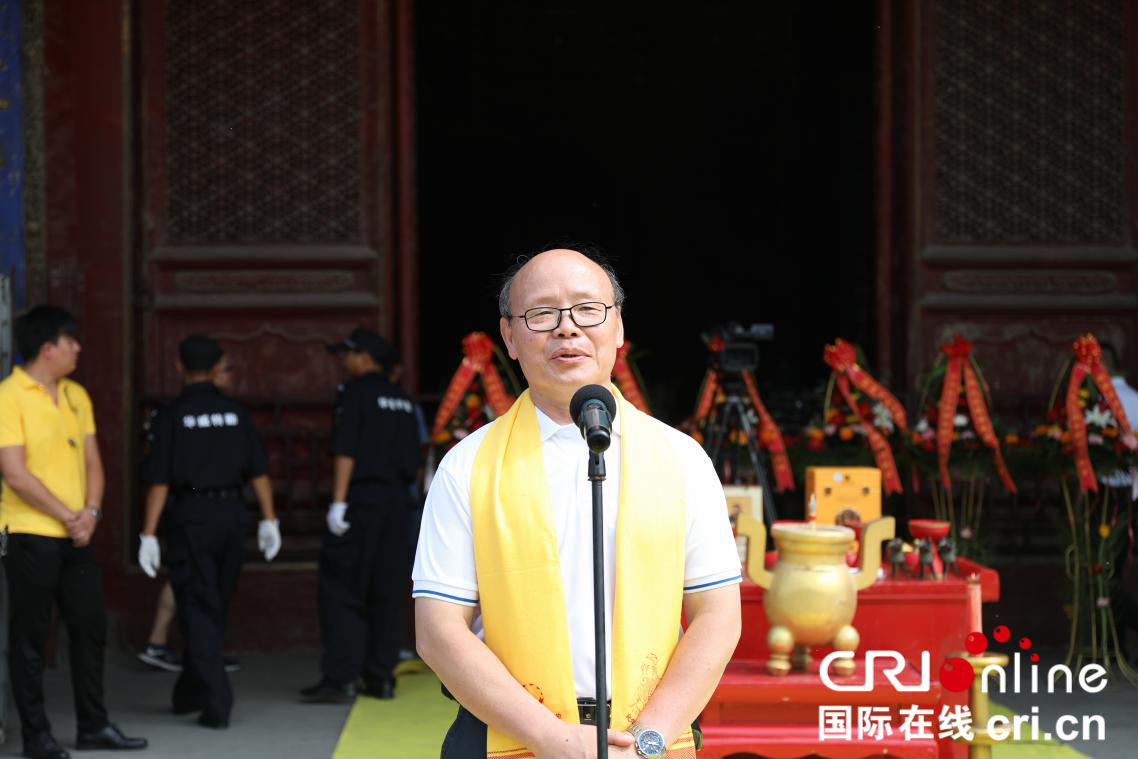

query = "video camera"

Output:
[[703, 322, 774, 374]]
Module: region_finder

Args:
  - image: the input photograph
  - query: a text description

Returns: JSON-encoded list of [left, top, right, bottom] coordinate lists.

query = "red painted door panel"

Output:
[[137, 0, 393, 563]]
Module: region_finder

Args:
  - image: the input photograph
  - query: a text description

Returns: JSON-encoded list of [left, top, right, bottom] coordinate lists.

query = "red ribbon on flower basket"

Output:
[[430, 332, 515, 438], [1066, 334, 1132, 493], [823, 339, 907, 495], [693, 369, 718, 422], [936, 336, 1016, 493], [739, 370, 795, 492], [612, 343, 650, 413], [692, 336, 726, 423], [691, 366, 794, 492]]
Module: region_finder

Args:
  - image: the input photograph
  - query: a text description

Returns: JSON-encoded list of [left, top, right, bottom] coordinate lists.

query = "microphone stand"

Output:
[[588, 449, 609, 759]]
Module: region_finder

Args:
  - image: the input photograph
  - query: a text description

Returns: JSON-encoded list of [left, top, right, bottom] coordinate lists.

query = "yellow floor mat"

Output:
[[332, 659, 456, 759]]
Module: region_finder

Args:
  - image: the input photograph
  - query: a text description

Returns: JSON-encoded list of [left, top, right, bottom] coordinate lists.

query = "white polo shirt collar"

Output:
[[534, 402, 623, 443]]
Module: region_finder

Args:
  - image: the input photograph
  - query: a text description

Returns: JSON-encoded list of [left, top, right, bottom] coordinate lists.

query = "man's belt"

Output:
[[576, 698, 611, 726], [441, 686, 612, 728], [174, 486, 241, 500]]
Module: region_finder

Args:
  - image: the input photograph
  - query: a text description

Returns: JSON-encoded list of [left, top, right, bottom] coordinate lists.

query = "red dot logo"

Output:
[[965, 632, 987, 656], [1031, 654, 1039, 662], [1019, 637, 1031, 649], [993, 625, 1010, 643], [939, 657, 975, 693]]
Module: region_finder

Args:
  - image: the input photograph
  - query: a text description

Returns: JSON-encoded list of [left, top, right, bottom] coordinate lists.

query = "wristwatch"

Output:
[[86, 506, 102, 523], [627, 722, 667, 758]]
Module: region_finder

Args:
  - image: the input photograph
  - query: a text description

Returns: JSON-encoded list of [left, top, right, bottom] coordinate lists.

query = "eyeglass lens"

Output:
[[524, 302, 608, 331]]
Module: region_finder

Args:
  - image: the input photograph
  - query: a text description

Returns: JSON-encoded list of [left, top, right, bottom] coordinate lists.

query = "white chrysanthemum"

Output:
[[872, 402, 895, 433], [953, 414, 969, 428], [1084, 406, 1115, 429]]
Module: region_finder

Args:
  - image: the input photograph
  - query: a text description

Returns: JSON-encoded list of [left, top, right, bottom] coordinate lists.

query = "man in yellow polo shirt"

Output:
[[0, 305, 147, 759]]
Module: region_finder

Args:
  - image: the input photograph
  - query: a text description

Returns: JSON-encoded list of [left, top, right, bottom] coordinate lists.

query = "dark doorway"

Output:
[[415, 0, 876, 424]]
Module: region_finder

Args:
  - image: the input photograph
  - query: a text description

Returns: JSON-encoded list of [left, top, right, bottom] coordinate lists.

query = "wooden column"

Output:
[[41, 0, 133, 597]]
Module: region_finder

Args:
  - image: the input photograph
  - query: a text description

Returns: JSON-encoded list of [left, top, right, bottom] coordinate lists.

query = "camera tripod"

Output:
[[699, 373, 780, 525]]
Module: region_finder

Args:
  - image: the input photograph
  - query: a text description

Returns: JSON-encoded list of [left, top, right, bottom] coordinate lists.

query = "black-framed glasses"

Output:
[[510, 301, 615, 332]]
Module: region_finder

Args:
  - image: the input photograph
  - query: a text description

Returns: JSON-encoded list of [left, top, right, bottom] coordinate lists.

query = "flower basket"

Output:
[[690, 335, 794, 492], [1035, 334, 1138, 684], [429, 332, 520, 457], [789, 339, 906, 493], [613, 342, 652, 414], [906, 336, 1016, 560]]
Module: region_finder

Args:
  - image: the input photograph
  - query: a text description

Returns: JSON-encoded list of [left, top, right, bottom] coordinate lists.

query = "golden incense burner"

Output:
[[737, 514, 895, 676]]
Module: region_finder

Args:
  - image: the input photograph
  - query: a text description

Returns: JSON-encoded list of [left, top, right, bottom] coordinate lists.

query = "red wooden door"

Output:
[[138, 0, 393, 562], [883, 0, 1138, 412]]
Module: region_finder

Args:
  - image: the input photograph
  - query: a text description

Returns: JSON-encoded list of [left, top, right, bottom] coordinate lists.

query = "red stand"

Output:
[[700, 558, 999, 759], [701, 659, 940, 758]]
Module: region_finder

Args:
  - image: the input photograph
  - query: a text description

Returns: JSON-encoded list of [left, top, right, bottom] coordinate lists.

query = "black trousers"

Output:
[[165, 497, 245, 721], [318, 492, 409, 687], [440, 706, 487, 758], [3, 534, 109, 741]]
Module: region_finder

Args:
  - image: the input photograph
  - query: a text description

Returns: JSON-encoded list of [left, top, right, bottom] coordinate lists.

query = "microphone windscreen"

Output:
[[570, 384, 617, 422]]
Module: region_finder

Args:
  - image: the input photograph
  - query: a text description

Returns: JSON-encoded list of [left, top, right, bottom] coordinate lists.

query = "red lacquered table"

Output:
[[700, 558, 999, 759], [701, 659, 940, 759]]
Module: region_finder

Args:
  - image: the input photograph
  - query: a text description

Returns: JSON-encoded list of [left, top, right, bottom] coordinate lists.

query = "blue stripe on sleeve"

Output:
[[412, 588, 479, 605], [683, 574, 742, 592]]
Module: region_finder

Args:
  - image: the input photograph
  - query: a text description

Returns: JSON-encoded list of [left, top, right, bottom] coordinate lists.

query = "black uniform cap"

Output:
[[179, 335, 224, 373], [327, 327, 394, 369]]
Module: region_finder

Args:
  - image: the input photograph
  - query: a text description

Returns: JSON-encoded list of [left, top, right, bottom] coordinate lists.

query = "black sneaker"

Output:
[[224, 657, 240, 673], [299, 678, 357, 703], [137, 645, 182, 673]]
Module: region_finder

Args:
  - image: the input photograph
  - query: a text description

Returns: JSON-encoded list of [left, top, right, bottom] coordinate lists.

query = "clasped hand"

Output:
[[65, 508, 97, 547], [535, 723, 636, 759]]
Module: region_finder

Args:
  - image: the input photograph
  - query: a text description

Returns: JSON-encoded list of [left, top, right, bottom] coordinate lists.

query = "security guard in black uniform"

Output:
[[138, 336, 281, 728], [300, 327, 422, 702]]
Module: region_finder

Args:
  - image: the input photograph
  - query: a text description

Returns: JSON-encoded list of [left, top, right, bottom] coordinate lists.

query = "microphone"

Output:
[[571, 385, 617, 758], [570, 385, 617, 453]]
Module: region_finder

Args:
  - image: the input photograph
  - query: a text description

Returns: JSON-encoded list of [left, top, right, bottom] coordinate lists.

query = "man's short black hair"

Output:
[[14, 305, 79, 361], [179, 335, 224, 374]]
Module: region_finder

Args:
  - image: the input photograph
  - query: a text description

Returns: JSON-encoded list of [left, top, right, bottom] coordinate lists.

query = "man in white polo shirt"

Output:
[[413, 247, 741, 758]]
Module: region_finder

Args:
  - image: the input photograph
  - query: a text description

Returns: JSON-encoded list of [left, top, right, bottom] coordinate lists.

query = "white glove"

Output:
[[326, 501, 350, 536], [258, 519, 282, 561], [138, 534, 161, 578]]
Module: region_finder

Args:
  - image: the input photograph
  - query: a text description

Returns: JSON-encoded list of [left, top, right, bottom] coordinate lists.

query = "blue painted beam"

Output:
[[0, 0, 24, 309]]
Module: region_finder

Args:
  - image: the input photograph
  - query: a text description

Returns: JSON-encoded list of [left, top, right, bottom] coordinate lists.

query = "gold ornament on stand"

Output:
[[737, 504, 894, 677]]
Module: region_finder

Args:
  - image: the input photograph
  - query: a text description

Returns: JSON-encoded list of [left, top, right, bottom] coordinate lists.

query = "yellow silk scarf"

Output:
[[471, 387, 697, 758]]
